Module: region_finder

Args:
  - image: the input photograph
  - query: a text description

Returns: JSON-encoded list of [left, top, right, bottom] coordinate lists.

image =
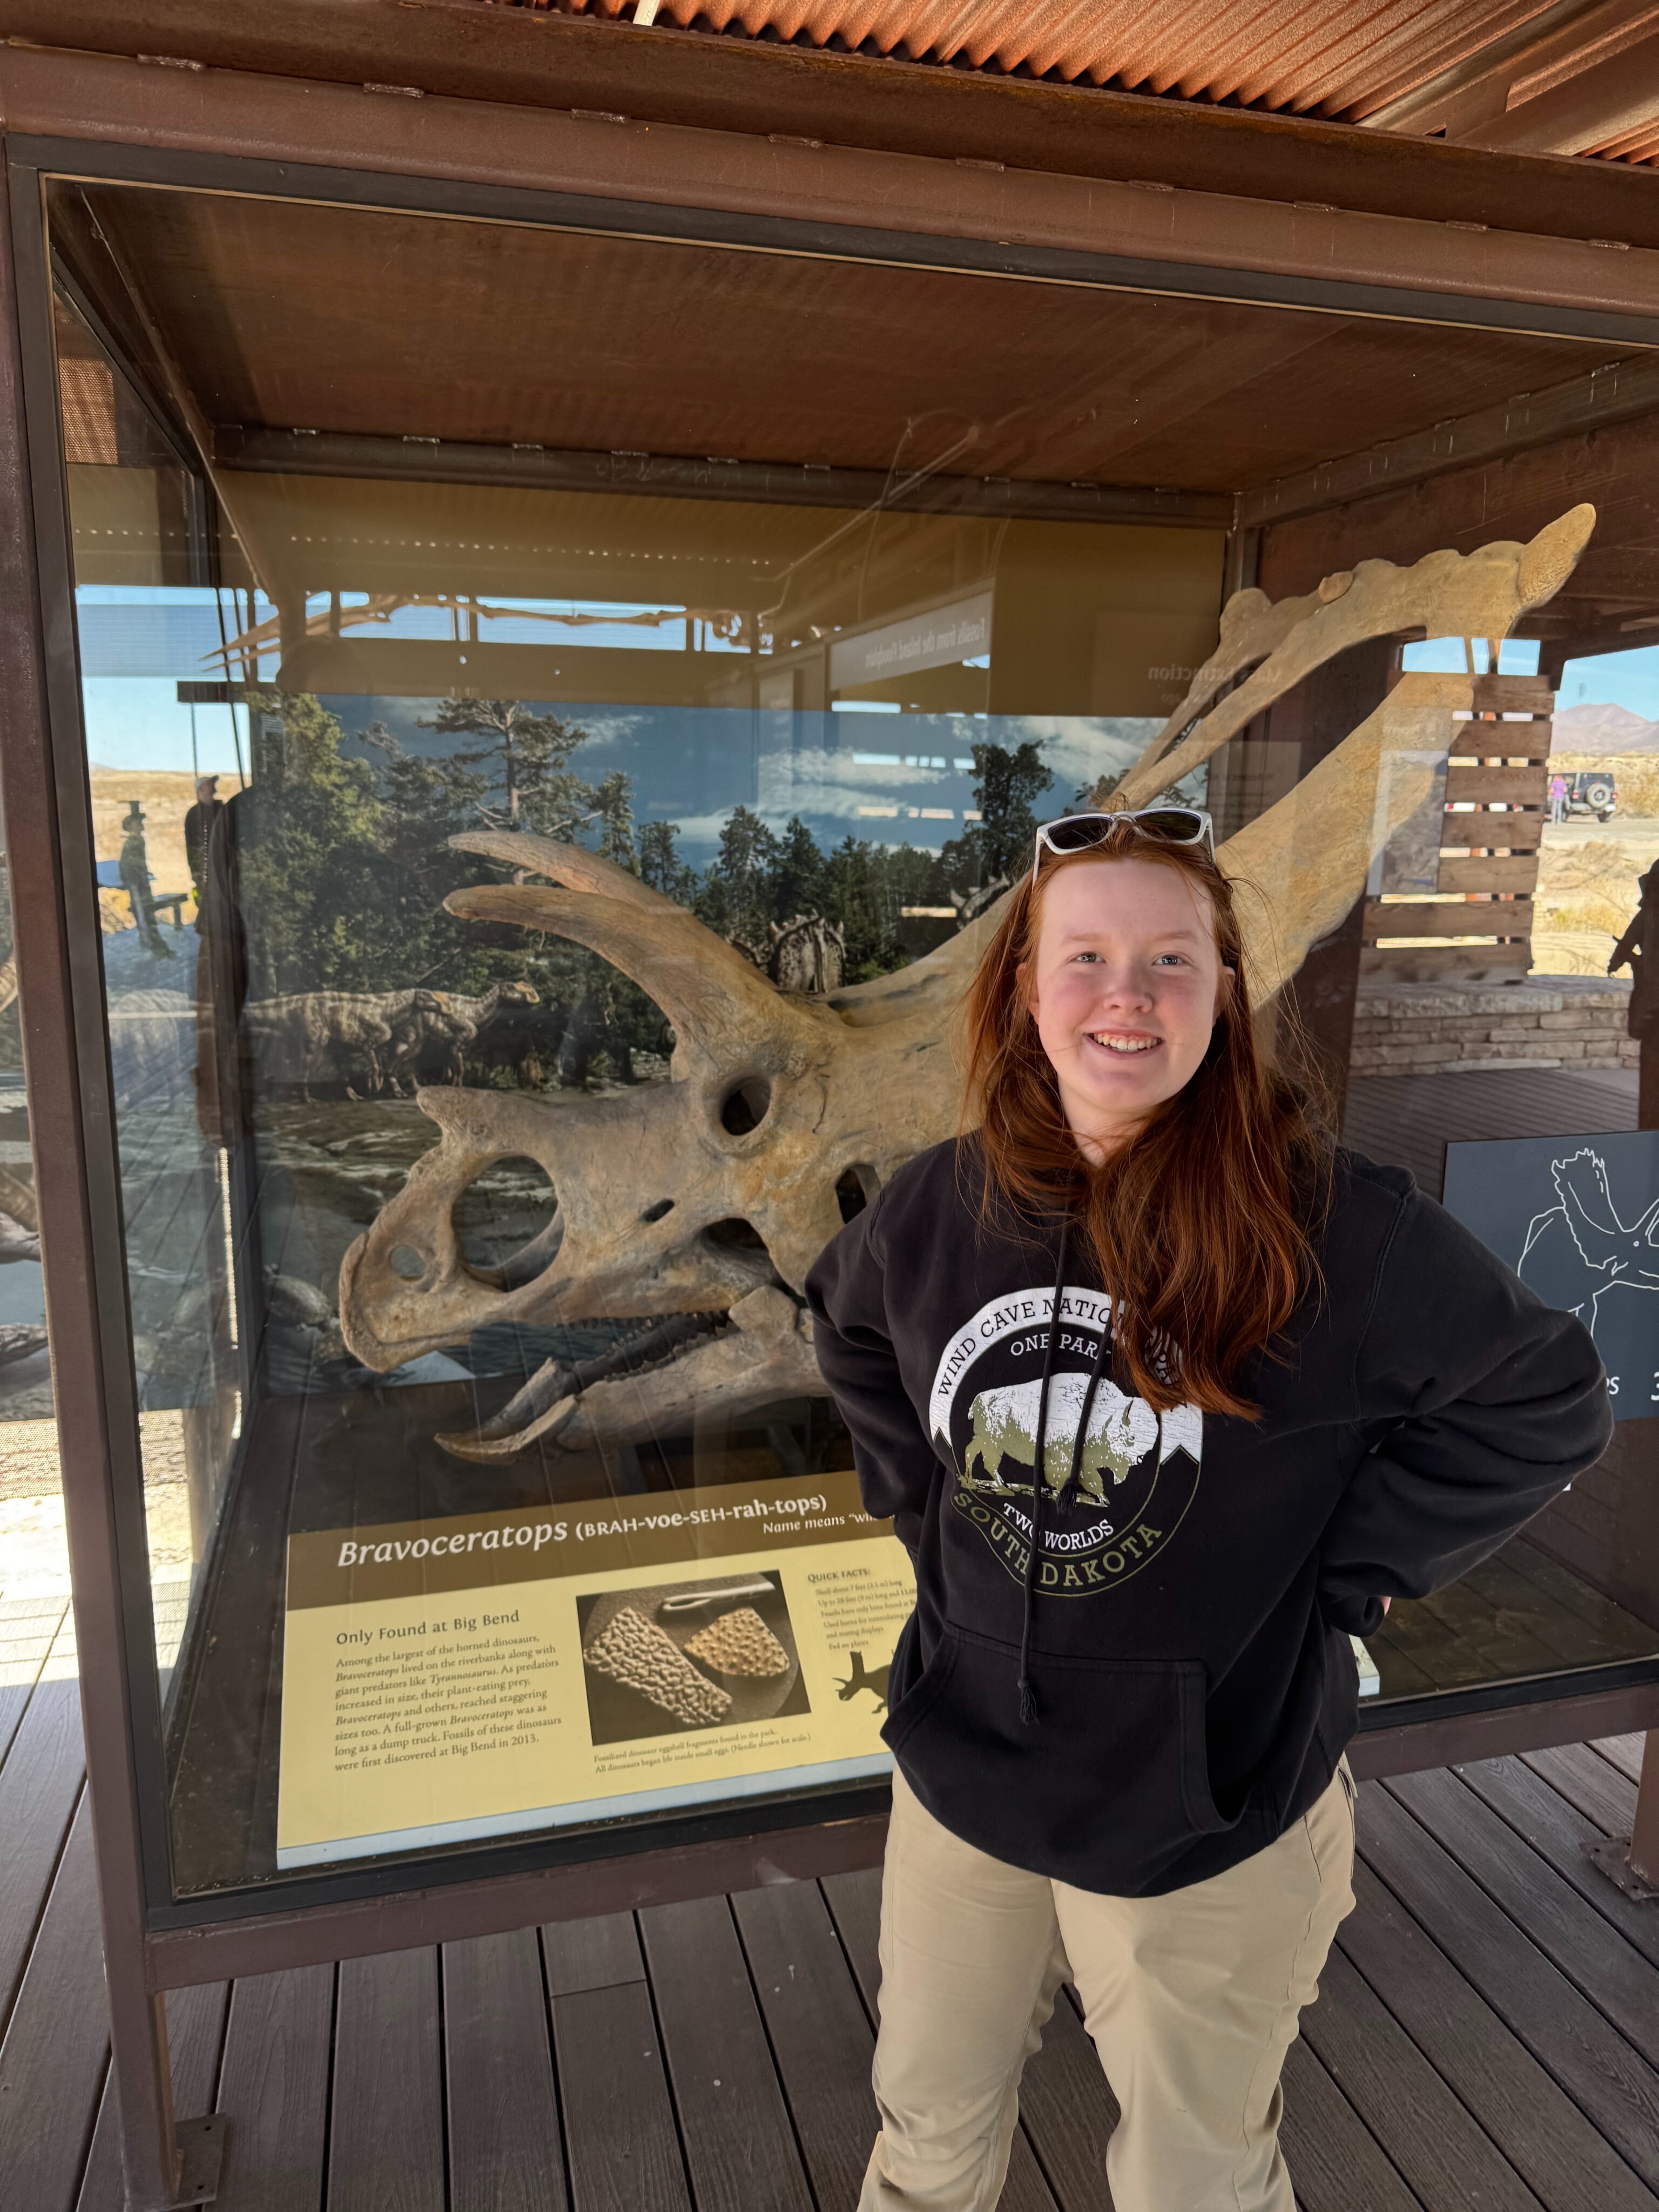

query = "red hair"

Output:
[[960, 829, 1330, 1419]]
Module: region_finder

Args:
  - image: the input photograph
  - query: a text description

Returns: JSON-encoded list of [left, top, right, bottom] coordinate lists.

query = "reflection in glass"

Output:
[[41, 170, 1659, 1899]]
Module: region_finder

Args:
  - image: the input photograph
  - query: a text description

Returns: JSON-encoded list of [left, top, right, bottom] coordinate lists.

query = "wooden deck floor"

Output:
[[1, 1595, 1657, 2212]]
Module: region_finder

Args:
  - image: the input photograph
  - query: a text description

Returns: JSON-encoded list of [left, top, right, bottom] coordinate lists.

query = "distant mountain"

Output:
[[1552, 702, 1659, 754]]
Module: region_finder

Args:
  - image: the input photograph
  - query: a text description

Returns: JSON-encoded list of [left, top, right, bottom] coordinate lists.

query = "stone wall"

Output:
[[1348, 975, 1637, 1076]]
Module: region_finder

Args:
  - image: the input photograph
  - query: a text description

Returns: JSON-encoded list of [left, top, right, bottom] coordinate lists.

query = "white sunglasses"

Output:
[[1030, 808, 1215, 888]]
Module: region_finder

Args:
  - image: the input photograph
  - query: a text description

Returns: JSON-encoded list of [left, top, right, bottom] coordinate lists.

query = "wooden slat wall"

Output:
[[1363, 673, 1552, 986]]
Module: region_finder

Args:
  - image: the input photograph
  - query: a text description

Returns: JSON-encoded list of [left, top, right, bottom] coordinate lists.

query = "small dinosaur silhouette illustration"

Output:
[[836, 1650, 890, 1711], [1518, 1147, 1659, 1334]]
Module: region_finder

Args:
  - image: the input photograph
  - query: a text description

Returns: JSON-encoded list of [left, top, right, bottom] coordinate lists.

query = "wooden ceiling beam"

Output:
[[1239, 351, 1659, 528], [213, 427, 1232, 527]]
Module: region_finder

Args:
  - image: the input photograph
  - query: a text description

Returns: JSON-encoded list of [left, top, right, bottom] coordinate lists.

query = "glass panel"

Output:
[[1271, 588, 1659, 1700], [43, 173, 1659, 1901], [0, 784, 49, 1424], [52, 281, 251, 1691]]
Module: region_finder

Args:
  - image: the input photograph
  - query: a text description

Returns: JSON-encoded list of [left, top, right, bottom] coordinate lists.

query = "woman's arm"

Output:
[[1318, 1190, 1613, 1638], [805, 1201, 942, 1546]]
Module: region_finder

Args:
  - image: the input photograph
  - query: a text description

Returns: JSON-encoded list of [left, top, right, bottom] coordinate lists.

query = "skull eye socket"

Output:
[[704, 1217, 767, 1251], [719, 1077, 772, 1136], [835, 1164, 880, 1223], [451, 1155, 561, 1287]]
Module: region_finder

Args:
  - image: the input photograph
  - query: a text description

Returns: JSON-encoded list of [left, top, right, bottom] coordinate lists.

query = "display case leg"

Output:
[[1630, 1731, 1659, 1889], [113, 1990, 227, 2209], [1586, 1729, 1659, 1903]]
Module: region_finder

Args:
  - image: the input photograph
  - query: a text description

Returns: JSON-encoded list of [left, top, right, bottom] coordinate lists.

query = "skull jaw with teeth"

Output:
[[337, 508, 1596, 1460]]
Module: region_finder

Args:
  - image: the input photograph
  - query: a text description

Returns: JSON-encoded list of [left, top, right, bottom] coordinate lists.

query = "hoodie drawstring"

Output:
[[1017, 1221, 1070, 1728], [1017, 1220, 1116, 1729]]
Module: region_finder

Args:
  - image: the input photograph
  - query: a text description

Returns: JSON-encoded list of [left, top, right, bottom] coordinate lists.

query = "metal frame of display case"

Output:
[[4, 45, 1659, 2207]]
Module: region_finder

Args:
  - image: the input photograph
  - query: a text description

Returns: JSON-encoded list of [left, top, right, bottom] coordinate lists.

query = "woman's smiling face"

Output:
[[1023, 855, 1230, 1153]]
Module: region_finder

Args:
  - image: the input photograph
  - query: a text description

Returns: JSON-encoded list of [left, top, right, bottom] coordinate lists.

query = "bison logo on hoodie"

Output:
[[930, 1284, 1203, 1594]]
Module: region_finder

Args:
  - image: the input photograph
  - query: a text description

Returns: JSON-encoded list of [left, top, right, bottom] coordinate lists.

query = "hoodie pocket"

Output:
[[884, 1623, 1231, 1890]]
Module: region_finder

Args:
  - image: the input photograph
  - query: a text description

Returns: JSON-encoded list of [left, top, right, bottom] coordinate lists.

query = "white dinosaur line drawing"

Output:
[[1517, 1147, 1659, 1335]]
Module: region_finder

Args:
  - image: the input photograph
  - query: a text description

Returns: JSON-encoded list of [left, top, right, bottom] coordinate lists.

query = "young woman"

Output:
[[806, 810, 1611, 2212]]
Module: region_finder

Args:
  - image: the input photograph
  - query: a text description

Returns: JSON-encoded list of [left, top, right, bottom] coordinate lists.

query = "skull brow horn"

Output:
[[448, 830, 680, 915], [443, 883, 815, 1065]]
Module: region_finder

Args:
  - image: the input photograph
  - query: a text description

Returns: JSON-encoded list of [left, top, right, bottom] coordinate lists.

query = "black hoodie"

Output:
[[805, 1138, 1611, 1898]]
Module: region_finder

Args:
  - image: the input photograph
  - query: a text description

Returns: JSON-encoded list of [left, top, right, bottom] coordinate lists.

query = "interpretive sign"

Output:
[[1442, 1127, 1659, 1422], [276, 1472, 912, 1868]]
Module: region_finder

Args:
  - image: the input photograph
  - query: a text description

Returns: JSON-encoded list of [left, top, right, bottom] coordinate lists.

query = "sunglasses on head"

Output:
[[1030, 808, 1215, 888]]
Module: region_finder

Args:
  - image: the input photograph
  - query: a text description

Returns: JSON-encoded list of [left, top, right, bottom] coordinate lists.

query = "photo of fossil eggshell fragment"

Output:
[[578, 1572, 807, 1745], [582, 1607, 734, 1730], [685, 1606, 791, 1678]]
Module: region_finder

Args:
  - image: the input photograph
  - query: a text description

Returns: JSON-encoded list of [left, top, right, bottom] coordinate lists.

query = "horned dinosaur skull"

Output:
[[338, 506, 1595, 1458]]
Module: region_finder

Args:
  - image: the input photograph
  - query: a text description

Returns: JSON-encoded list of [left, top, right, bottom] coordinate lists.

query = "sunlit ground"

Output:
[[1, 1412, 193, 1668], [1533, 811, 1659, 978]]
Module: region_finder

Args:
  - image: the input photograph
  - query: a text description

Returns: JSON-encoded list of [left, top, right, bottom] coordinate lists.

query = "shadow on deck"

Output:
[[0, 1594, 1656, 2212]]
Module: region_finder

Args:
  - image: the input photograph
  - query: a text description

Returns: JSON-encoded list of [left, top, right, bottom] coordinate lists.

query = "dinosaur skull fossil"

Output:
[[338, 506, 1595, 1458]]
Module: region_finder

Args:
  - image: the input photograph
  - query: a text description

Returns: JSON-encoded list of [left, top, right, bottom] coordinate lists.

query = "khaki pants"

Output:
[[861, 1762, 1356, 2212]]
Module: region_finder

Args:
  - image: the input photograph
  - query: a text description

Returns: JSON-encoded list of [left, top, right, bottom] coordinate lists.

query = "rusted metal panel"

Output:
[[12, 0, 1659, 224]]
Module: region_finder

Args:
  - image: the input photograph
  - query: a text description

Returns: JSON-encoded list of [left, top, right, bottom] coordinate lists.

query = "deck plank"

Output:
[[820, 1867, 1062, 2212], [640, 1896, 814, 2212], [1365, 1782, 1659, 2186], [0, 1599, 68, 1770], [1278, 2039, 1422, 2212], [444, 1929, 567, 2212], [0, 1623, 86, 2032], [1299, 1941, 1541, 2211], [552, 1979, 692, 2212], [0, 1801, 110, 2212], [1590, 1735, 1647, 1788], [76, 1981, 230, 2212], [1460, 1754, 1659, 1973], [543, 1912, 643, 1997], [818, 1866, 883, 2012], [1019, 1994, 1118, 2212], [1522, 1742, 1638, 1838], [6, 1734, 1659, 2212], [733, 1880, 880, 2212], [213, 1966, 334, 2212], [1340, 1860, 1655, 2212], [329, 1947, 444, 2212], [1390, 1767, 1659, 2067]]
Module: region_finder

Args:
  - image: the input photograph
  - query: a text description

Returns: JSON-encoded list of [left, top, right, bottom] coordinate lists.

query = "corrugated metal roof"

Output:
[[480, 0, 1659, 162]]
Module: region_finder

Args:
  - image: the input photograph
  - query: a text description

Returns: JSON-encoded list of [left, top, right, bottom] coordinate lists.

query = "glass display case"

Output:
[[27, 152, 1659, 1895], [5, 96, 1659, 2210]]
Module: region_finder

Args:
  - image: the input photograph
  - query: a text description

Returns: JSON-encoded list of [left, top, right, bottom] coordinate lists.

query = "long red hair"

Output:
[[960, 828, 1330, 1419]]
